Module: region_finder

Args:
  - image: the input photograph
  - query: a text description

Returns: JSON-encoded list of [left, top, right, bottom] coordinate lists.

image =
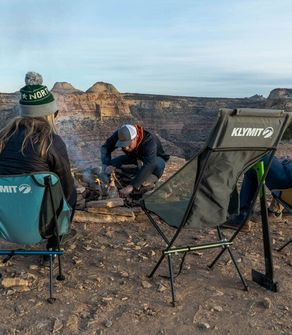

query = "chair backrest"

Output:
[[0, 172, 72, 244], [143, 108, 291, 229]]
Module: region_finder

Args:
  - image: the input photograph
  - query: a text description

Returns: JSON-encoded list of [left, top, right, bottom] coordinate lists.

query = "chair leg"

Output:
[[277, 238, 292, 252], [226, 247, 248, 291], [148, 253, 165, 278], [56, 254, 65, 281], [208, 247, 226, 269], [167, 255, 176, 307], [47, 253, 56, 304]]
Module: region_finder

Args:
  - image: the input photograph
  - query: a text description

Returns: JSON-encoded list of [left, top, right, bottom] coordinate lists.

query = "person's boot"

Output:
[[140, 174, 159, 194]]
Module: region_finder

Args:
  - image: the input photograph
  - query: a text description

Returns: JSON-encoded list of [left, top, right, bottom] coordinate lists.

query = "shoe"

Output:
[[221, 212, 251, 232], [142, 174, 159, 187], [245, 209, 283, 224]]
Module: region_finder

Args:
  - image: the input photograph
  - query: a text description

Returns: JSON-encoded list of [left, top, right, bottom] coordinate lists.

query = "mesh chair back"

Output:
[[144, 108, 291, 229]]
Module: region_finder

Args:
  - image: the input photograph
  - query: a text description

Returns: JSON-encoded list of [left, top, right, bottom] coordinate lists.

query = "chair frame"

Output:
[[0, 174, 67, 303]]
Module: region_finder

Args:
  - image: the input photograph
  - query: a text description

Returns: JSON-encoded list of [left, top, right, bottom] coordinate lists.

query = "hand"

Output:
[[119, 185, 134, 197], [104, 165, 116, 175]]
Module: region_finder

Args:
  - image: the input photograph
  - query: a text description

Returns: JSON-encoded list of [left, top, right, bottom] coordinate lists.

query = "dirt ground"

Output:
[[0, 151, 292, 335]]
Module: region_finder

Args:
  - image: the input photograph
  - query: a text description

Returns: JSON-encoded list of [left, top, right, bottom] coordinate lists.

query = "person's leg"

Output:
[[240, 168, 258, 213], [225, 155, 280, 230], [265, 157, 292, 190], [152, 156, 166, 179], [239, 154, 288, 212], [110, 155, 138, 168], [141, 157, 165, 187]]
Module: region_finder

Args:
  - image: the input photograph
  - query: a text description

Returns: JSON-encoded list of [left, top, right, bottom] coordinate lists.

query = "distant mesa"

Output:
[[248, 94, 266, 101], [268, 88, 292, 100], [51, 82, 83, 94], [86, 82, 119, 94]]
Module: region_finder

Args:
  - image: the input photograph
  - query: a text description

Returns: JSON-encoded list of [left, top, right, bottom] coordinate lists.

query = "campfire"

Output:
[[71, 166, 142, 224]]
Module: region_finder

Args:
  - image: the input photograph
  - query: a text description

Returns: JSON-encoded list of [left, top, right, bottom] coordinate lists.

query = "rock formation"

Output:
[[52, 82, 83, 95], [268, 88, 292, 100], [86, 82, 119, 94]]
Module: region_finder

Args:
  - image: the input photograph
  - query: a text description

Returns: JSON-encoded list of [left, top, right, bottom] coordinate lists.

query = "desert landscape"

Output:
[[0, 84, 291, 334]]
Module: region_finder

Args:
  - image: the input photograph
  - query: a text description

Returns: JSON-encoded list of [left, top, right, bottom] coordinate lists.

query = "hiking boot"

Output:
[[142, 174, 159, 188], [244, 209, 283, 224], [221, 212, 251, 232]]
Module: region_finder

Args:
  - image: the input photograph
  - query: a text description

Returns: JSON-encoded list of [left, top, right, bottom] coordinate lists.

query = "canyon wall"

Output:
[[123, 93, 267, 158], [0, 82, 291, 168]]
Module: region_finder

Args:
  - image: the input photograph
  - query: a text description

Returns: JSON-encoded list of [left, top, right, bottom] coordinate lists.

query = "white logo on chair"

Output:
[[18, 184, 32, 194], [262, 127, 274, 138], [231, 126, 274, 138]]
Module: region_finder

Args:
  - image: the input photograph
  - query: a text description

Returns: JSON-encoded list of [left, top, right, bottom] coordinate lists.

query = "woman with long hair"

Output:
[[0, 72, 76, 250]]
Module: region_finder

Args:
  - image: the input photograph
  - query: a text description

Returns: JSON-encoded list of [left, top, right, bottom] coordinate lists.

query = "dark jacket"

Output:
[[0, 128, 75, 205], [101, 128, 169, 188]]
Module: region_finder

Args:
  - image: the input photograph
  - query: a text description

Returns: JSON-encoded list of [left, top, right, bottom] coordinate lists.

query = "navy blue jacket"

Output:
[[101, 128, 169, 188]]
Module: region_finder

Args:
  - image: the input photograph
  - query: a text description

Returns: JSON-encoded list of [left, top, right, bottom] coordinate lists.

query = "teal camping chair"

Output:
[[0, 172, 72, 303]]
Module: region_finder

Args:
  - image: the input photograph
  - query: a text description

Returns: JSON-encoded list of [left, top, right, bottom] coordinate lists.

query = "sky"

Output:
[[1, 0, 292, 98]]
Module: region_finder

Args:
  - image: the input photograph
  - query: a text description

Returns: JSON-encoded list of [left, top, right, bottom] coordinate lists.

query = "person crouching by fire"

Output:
[[0, 71, 77, 251], [100, 124, 169, 197]]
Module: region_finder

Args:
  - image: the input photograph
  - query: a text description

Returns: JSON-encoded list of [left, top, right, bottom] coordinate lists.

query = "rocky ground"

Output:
[[0, 153, 291, 335]]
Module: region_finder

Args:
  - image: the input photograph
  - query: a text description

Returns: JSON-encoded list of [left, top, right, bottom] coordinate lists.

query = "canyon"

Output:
[[0, 82, 292, 169]]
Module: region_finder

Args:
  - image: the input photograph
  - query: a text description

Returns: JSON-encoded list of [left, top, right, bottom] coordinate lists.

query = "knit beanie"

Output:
[[19, 71, 57, 117]]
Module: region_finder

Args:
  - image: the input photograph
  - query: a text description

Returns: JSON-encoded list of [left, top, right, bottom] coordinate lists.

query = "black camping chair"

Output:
[[141, 108, 291, 306], [0, 172, 72, 303]]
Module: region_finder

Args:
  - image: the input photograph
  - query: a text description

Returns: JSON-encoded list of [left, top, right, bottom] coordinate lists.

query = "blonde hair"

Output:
[[0, 115, 57, 158]]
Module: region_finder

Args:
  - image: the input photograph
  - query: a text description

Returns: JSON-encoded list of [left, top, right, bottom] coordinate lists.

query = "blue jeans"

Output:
[[240, 154, 292, 212], [110, 155, 165, 179]]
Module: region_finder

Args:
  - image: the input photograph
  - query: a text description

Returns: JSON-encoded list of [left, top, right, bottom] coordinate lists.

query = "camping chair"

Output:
[[0, 172, 72, 303], [141, 108, 291, 306], [271, 188, 292, 251]]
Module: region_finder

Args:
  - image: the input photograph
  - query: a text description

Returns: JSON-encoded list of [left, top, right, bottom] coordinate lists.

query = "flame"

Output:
[[95, 177, 101, 186]]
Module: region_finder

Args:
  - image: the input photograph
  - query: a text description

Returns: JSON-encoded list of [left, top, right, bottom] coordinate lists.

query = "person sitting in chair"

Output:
[[0, 71, 76, 249], [223, 153, 292, 230], [100, 124, 169, 197]]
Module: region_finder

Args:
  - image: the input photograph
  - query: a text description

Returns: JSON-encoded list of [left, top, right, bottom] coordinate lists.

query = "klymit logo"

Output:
[[0, 184, 31, 193], [262, 127, 274, 138], [231, 127, 274, 138], [18, 184, 32, 193]]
